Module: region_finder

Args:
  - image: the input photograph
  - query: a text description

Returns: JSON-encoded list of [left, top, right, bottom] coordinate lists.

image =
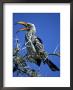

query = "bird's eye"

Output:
[[27, 24, 31, 27]]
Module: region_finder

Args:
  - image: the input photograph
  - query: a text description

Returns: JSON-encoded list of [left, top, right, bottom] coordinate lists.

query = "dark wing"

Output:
[[36, 37, 43, 44]]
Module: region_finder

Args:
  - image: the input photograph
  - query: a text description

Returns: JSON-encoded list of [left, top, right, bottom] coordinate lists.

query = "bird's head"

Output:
[[16, 21, 36, 33]]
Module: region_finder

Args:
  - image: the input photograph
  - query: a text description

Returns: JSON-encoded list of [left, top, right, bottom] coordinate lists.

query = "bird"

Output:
[[16, 21, 60, 71]]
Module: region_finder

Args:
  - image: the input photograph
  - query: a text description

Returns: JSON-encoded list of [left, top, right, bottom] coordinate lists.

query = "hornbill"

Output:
[[16, 21, 60, 71]]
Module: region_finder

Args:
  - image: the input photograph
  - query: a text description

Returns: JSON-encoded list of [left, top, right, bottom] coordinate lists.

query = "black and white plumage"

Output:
[[16, 21, 60, 71]]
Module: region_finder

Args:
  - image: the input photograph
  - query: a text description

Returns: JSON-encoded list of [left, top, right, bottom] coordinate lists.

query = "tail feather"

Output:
[[44, 59, 60, 71]]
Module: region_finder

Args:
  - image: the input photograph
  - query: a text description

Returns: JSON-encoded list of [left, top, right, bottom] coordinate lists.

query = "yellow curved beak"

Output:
[[17, 21, 30, 31], [17, 21, 27, 25]]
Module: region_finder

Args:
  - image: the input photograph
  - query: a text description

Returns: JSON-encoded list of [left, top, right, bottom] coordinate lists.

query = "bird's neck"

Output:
[[28, 29, 35, 35]]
